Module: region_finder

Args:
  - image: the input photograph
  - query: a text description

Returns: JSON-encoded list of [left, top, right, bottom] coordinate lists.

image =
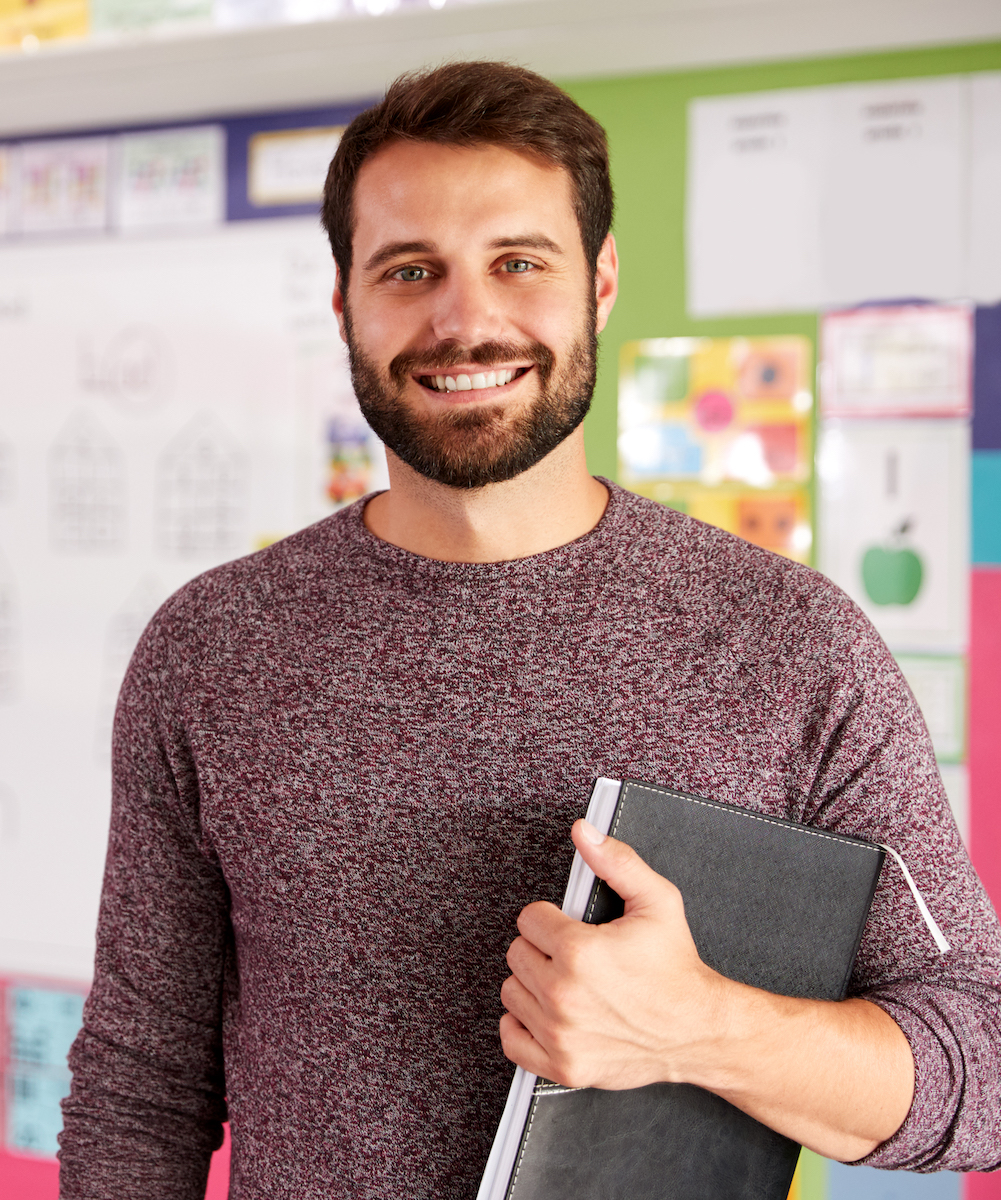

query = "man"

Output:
[[59, 62, 1001, 1197]]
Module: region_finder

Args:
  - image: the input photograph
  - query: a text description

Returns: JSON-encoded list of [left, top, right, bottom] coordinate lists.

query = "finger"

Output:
[[499, 1011, 554, 1077], [515, 900, 576, 957], [500, 972, 547, 1033], [506, 934, 552, 995], [570, 819, 680, 917]]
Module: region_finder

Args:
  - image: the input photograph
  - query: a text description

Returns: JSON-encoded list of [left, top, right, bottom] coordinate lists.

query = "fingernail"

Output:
[[579, 819, 606, 845]]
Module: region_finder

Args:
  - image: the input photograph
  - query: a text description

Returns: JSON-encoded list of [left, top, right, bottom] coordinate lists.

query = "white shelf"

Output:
[[1, 0, 1000, 137]]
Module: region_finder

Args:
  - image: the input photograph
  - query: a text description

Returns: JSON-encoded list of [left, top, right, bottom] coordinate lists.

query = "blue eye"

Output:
[[395, 266, 427, 282], [504, 260, 534, 273]]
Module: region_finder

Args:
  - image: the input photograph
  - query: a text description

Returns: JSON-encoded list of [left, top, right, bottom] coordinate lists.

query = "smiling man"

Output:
[[59, 62, 1001, 1199]]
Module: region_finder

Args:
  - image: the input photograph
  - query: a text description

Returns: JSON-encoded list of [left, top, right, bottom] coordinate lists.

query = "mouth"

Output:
[[416, 366, 533, 394]]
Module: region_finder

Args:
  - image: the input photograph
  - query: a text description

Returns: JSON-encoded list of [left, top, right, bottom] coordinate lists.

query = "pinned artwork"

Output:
[[818, 419, 969, 653], [115, 126, 226, 231], [18, 138, 111, 236], [0, 146, 15, 236], [3, 982, 86, 1157], [821, 305, 973, 419], [619, 336, 813, 563]]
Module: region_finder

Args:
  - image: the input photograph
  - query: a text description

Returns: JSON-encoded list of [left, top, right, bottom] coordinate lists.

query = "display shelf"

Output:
[[1, 0, 1000, 139]]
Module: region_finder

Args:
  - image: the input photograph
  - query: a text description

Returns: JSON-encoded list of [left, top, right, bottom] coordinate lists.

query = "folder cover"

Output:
[[477, 777, 887, 1200]]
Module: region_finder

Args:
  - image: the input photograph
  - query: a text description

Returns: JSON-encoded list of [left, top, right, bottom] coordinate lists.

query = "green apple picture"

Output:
[[861, 519, 924, 606]]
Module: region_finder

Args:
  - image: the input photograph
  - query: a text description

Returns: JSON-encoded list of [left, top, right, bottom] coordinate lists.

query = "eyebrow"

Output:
[[362, 233, 566, 274]]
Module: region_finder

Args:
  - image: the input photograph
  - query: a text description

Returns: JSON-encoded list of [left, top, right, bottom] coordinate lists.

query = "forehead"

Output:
[[351, 141, 581, 259]]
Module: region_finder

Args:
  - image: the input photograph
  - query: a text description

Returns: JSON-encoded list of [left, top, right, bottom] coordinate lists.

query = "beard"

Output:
[[343, 299, 598, 490]]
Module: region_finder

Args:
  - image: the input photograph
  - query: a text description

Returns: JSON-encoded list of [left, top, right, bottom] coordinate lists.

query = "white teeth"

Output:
[[430, 368, 522, 391]]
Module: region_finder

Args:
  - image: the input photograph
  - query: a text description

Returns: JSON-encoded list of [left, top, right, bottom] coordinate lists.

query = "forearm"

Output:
[[688, 980, 914, 1162]]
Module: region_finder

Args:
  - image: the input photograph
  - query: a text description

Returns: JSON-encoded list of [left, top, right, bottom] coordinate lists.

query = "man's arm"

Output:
[[58, 600, 230, 1198], [500, 819, 913, 1162]]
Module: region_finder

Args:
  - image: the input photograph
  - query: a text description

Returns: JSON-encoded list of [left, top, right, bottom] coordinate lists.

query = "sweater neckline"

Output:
[[342, 477, 632, 582]]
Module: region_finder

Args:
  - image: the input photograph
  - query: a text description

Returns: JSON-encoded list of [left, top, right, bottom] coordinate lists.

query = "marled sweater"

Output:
[[59, 483, 1001, 1198]]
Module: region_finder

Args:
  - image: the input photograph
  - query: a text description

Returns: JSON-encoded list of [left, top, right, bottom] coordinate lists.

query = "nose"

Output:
[[429, 266, 505, 347]]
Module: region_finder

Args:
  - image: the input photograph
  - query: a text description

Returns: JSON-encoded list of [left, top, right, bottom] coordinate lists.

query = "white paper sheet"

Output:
[[0, 216, 384, 980], [817, 419, 969, 654], [687, 88, 827, 316], [819, 76, 965, 307], [687, 76, 967, 316], [968, 72, 1001, 304]]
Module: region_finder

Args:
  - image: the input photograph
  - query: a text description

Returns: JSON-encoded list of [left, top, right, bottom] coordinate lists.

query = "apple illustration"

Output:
[[861, 519, 923, 606]]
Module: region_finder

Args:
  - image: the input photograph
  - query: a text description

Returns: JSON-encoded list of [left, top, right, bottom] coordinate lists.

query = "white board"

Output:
[[817, 419, 969, 655], [0, 216, 386, 980]]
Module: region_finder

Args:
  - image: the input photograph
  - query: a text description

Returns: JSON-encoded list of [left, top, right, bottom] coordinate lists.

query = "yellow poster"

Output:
[[0, 0, 87, 47], [618, 336, 814, 564]]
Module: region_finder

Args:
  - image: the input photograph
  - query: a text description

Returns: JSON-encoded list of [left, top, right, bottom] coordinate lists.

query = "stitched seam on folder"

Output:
[[508, 1097, 540, 1198], [622, 784, 883, 854]]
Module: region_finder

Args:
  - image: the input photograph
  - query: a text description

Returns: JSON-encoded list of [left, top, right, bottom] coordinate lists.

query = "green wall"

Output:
[[560, 40, 1001, 482]]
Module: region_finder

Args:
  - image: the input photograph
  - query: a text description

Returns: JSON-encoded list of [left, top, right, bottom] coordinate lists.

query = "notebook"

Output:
[[477, 776, 945, 1200]]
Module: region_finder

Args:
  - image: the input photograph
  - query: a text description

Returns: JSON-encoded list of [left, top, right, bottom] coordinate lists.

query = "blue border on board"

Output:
[[225, 102, 373, 223], [0, 99, 376, 233]]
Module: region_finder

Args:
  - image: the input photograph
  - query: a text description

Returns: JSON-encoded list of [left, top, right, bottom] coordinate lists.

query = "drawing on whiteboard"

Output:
[[0, 783, 17, 842], [156, 416, 247, 558], [79, 326, 172, 412], [95, 576, 166, 760], [48, 412, 126, 553]]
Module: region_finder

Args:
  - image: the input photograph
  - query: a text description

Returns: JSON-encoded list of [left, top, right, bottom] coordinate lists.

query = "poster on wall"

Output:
[[114, 125, 226, 231], [18, 137, 111, 236], [0, 215, 386, 982], [818, 419, 969, 653], [821, 305, 973, 418], [619, 336, 813, 563]]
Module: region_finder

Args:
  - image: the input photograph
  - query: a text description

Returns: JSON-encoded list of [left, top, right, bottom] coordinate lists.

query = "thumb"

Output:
[[571, 819, 676, 917]]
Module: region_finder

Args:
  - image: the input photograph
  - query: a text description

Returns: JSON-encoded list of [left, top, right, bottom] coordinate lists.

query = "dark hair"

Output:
[[321, 61, 613, 282]]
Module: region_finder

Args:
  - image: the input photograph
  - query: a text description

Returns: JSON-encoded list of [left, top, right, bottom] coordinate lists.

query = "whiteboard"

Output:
[[0, 216, 386, 980]]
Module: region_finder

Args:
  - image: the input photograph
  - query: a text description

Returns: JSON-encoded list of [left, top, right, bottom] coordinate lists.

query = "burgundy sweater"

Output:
[[59, 483, 1001, 1197]]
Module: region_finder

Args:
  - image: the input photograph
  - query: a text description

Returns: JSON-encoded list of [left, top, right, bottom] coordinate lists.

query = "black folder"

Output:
[[477, 777, 887, 1200]]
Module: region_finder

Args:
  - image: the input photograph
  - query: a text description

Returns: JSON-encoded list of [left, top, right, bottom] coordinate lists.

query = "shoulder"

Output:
[[606, 484, 892, 685], [133, 502, 365, 678]]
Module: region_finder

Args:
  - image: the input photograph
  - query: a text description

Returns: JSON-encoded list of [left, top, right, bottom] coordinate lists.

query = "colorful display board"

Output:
[[618, 335, 814, 563]]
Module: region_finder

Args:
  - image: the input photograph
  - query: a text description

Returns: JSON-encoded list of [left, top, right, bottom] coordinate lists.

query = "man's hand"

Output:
[[499, 818, 728, 1090], [499, 818, 915, 1162]]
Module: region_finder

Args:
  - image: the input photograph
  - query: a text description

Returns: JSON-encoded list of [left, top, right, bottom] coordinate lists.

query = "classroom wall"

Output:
[[0, 34, 998, 1200]]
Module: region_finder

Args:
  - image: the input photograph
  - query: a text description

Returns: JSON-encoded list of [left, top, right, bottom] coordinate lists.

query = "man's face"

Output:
[[333, 140, 617, 489]]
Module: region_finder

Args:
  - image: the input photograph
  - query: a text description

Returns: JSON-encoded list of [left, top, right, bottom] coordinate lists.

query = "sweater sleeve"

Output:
[[58, 602, 231, 1198], [797, 601, 1001, 1173]]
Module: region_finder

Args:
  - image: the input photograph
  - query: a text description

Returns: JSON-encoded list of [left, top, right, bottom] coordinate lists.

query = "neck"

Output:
[[362, 428, 609, 563]]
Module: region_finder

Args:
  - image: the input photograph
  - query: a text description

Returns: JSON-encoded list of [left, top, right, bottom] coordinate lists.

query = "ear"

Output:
[[594, 233, 618, 335], [332, 264, 348, 345]]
